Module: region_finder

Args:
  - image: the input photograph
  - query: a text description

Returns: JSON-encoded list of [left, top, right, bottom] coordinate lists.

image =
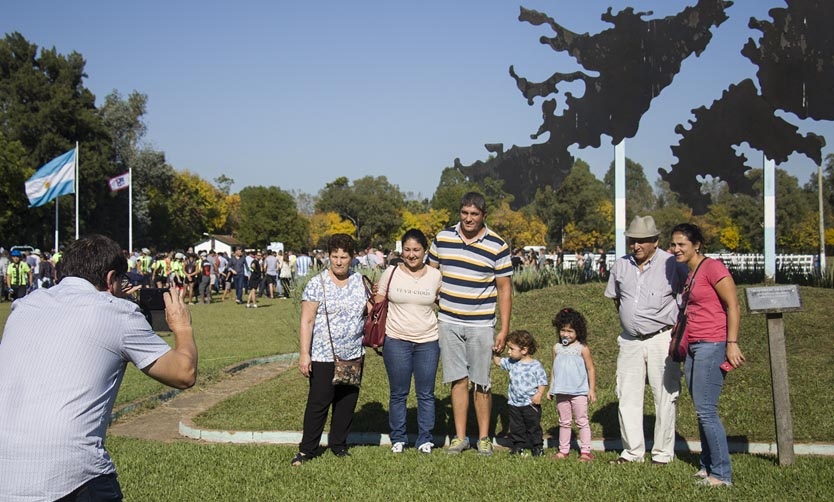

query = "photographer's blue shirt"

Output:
[[0, 277, 171, 501]]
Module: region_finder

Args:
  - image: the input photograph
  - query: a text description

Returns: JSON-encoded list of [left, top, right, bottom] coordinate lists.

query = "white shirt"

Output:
[[0, 277, 172, 501]]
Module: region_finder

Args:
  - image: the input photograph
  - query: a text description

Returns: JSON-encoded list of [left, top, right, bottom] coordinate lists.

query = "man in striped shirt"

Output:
[[428, 192, 513, 456]]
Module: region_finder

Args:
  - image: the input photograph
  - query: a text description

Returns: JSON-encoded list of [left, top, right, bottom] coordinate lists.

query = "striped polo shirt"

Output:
[[428, 223, 512, 326]]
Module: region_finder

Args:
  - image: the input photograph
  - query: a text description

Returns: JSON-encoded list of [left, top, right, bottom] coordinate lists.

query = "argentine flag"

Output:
[[25, 148, 76, 207]]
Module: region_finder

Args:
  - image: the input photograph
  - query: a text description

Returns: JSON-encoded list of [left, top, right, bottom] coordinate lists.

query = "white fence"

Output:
[[552, 252, 817, 275], [704, 253, 817, 275]]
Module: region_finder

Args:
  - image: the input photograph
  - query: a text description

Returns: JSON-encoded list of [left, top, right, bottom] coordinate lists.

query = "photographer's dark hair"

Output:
[[57, 235, 127, 290], [506, 329, 539, 355], [327, 233, 356, 257], [553, 307, 589, 345]]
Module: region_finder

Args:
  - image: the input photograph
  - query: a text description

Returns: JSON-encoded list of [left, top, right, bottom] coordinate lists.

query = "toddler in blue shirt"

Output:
[[493, 330, 549, 456]]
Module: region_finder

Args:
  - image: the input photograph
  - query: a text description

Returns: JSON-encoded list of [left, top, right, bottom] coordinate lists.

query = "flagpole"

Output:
[[128, 167, 133, 252], [54, 198, 59, 253], [74, 141, 79, 240]]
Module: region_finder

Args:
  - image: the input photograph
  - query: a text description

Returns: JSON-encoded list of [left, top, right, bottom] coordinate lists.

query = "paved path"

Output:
[[108, 356, 295, 443]]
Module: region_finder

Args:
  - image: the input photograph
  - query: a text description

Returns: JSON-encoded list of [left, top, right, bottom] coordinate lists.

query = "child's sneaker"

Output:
[[391, 442, 405, 453], [417, 442, 433, 454], [476, 437, 493, 457], [531, 447, 545, 457], [446, 437, 470, 455]]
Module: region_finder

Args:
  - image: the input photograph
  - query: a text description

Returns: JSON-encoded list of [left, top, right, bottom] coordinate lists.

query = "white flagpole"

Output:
[[74, 141, 79, 240], [54, 198, 59, 253], [128, 167, 133, 252]]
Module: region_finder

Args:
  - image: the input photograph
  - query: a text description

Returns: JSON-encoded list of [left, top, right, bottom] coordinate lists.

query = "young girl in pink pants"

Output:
[[547, 308, 597, 461]]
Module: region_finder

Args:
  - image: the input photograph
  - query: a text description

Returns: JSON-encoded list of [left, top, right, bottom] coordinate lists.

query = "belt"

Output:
[[633, 325, 673, 340]]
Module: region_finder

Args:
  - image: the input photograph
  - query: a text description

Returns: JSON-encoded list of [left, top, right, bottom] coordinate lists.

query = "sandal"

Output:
[[290, 452, 310, 466], [550, 451, 569, 460], [578, 452, 594, 462]]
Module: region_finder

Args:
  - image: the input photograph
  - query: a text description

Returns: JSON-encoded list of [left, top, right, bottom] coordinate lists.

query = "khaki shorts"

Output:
[[438, 321, 494, 390]]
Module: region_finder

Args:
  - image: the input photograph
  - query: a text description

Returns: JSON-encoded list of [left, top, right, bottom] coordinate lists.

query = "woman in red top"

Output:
[[670, 223, 745, 487]]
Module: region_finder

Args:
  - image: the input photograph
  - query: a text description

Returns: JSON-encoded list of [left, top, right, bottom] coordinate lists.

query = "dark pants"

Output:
[[198, 275, 212, 303], [233, 274, 245, 302], [56, 473, 123, 501], [280, 277, 292, 298], [508, 404, 543, 449], [11, 285, 27, 300], [299, 361, 360, 456]]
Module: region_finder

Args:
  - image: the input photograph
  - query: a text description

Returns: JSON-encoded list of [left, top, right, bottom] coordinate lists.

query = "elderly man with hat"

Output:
[[604, 215, 688, 465]]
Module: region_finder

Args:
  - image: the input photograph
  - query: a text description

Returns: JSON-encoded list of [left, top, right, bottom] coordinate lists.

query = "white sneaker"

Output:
[[417, 442, 433, 454], [252, 304, 258, 308], [245, 304, 251, 308], [391, 442, 405, 453]]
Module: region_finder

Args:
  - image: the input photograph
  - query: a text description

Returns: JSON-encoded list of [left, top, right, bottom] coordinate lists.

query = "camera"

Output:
[[138, 288, 170, 332]]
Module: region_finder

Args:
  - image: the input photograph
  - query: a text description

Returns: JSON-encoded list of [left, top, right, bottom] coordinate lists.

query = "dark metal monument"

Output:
[[456, 0, 833, 213], [661, 0, 830, 213]]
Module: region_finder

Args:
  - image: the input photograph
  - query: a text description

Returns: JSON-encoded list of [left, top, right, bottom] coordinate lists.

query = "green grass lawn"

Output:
[[193, 284, 834, 443], [108, 436, 834, 501], [2, 283, 833, 500]]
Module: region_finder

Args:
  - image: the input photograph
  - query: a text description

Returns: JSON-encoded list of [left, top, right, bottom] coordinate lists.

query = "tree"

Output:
[[603, 158, 657, 222], [238, 186, 309, 250], [0, 132, 29, 242], [290, 190, 317, 217], [0, 32, 113, 247], [316, 175, 404, 248], [534, 159, 611, 249], [213, 175, 234, 196], [99, 90, 179, 248], [144, 170, 227, 249], [398, 208, 450, 243], [309, 212, 356, 249], [488, 201, 547, 249], [650, 179, 693, 241], [130, 149, 176, 248], [431, 167, 476, 224], [100, 90, 147, 171]]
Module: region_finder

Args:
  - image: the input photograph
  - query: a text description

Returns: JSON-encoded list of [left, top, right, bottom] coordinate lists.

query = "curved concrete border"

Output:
[[117, 352, 834, 457], [178, 421, 834, 456]]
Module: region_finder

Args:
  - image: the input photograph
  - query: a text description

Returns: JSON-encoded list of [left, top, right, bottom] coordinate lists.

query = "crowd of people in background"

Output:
[[0, 241, 412, 307], [121, 247, 333, 308], [1, 247, 61, 302]]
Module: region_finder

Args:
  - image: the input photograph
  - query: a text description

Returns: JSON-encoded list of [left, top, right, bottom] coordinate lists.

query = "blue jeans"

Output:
[[233, 274, 245, 302], [383, 337, 440, 446], [685, 341, 732, 483]]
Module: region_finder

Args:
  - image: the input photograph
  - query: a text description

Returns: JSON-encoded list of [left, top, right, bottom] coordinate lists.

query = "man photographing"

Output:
[[0, 235, 198, 501]]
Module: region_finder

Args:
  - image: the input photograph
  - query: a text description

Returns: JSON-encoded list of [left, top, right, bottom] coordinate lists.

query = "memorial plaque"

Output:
[[745, 285, 802, 313]]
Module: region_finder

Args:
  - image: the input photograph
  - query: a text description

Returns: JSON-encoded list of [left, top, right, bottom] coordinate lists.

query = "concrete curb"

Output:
[[177, 422, 834, 456], [118, 352, 834, 457]]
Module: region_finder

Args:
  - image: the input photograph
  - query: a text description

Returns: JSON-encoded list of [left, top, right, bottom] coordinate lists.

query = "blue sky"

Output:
[[4, 1, 832, 200]]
